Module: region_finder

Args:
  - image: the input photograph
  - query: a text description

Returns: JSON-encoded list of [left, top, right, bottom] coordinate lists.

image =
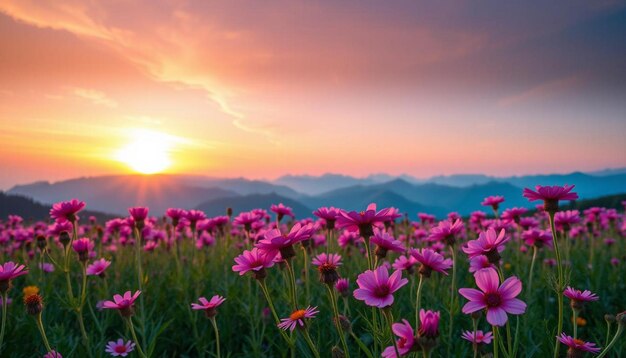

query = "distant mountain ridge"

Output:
[[7, 168, 625, 218]]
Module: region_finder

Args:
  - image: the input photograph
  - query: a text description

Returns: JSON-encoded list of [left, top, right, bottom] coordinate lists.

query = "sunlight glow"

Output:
[[116, 129, 176, 174]]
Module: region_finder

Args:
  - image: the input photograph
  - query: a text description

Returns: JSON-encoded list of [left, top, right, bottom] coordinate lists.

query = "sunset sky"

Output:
[[0, 1, 625, 189]]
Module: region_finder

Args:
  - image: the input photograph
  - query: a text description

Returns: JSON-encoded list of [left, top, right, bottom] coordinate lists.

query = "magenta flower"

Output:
[[353, 266, 408, 308], [270, 203, 295, 222], [312, 253, 342, 285], [39, 263, 55, 273], [277, 306, 319, 331], [191, 295, 226, 318], [72, 237, 93, 253], [557, 333, 601, 354], [461, 330, 493, 345], [462, 228, 510, 263], [105, 339, 136, 357], [382, 319, 415, 358], [554, 210, 580, 231], [469, 255, 495, 273], [336, 203, 391, 238], [459, 268, 526, 326], [418, 309, 440, 338], [185, 210, 207, 229], [43, 351, 63, 358], [102, 291, 141, 317], [481, 196, 505, 210], [523, 185, 578, 213], [128, 207, 149, 222], [428, 219, 464, 246], [335, 278, 350, 297], [86, 258, 111, 277], [0, 261, 28, 293], [50, 199, 85, 223], [232, 248, 276, 279], [563, 287, 598, 310], [370, 230, 405, 258], [522, 229, 553, 249], [392, 255, 418, 273], [501, 207, 528, 224], [165, 208, 187, 226], [256, 223, 315, 259], [313, 207, 341, 229], [410, 248, 452, 277], [233, 211, 262, 231]]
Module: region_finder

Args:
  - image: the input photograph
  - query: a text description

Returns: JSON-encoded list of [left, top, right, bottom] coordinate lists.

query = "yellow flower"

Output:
[[576, 317, 587, 327], [503, 263, 512, 270], [23, 285, 40, 298]]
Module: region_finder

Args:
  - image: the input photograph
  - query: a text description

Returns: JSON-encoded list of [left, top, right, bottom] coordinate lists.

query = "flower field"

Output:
[[1, 185, 624, 357]]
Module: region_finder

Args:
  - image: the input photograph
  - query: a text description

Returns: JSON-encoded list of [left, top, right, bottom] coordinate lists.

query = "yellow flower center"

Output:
[[289, 309, 306, 320]]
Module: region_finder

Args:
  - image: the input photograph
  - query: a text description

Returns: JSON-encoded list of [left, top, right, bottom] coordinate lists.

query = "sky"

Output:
[[0, 0, 625, 189]]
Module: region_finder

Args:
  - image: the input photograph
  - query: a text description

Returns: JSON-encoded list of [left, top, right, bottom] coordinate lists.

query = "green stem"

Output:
[[133, 227, 147, 350], [35, 313, 53, 353], [258, 280, 292, 345], [573, 309, 578, 339], [597, 324, 624, 358], [126, 318, 148, 358], [493, 326, 499, 358], [285, 259, 298, 310], [350, 331, 374, 358], [549, 213, 564, 358], [415, 274, 424, 330], [447, 245, 457, 355], [302, 247, 310, 303], [209, 317, 221, 358], [604, 321, 611, 347], [364, 237, 373, 270], [0, 292, 7, 354], [383, 309, 400, 358], [472, 317, 478, 358], [327, 285, 350, 358], [301, 327, 321, 358]]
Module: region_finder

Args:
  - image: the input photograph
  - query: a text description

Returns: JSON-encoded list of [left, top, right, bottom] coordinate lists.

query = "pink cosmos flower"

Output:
[[418, 213, 436, 225], [50, 199, 85, 223], [336, 203, 391, 238], [39, 263, 55, 273], [392, 255, 418, 273], [277, 306, 319, 331], [523, 185, 578, 213], [72, 237, 93, 253], [554, 210, 580, 231], [191, 295, 226, 318], [86, 258, 111, 277], [312, 253, 342, 284], [353, 266, 408, 308], [563, 287, 599, 307], [270, 203, 294, 221], [43, 351, 63, 358], [102, 291, 141, 317], [382, 319, 415, 358], [481, 196, 505, 210], [418, 309, 440, 338], [428, 219, 464, 246], [410, 248, 453, 277], [166, 208, 187, 226], [469, 255, 495, 273], [311, 253, 342, 267], [313, 207, 341, 221], [459, 268, 526, 326], [0, 261, 28, 293], [557, 333, 601, 354], [335, 278, 350, 297], [185, 210, 207, 228], [256, 223, 315, 259], [105, 339, 136, 357], [232, 248, 276, 279], [233, 211, 262, 231], [128, 207, 149, 222], [462, 228, 510, 263], [522, 229, 553, 249], [370, 230, 405, 257], [461, 330, 493, 345], [501, 207, 528, 224]]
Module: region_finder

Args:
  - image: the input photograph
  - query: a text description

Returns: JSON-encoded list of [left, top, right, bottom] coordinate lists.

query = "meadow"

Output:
[[0, 185, 624, 357]]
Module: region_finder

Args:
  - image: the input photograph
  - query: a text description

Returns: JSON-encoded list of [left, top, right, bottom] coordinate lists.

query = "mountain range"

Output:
[[3, 169, 625, 218]]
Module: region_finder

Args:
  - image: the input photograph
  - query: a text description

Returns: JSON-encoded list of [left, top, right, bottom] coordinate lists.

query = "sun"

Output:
[[116, 129, 175, 174]]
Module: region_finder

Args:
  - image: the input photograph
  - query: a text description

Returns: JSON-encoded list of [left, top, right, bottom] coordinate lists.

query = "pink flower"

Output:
[[353, 266, 408, 308], [191, 295, 226, 318], [311, 253, 342, 267], [522, 229, 553, 249], [0, 261, 28, 293], [313, 207, 341, 229], [50, 199, 85, 223], [410, 248, 452, 277], [335, 278, 350, 297], [563, 287, 599, 308], [102, 291, 141, 317], [392, 255, 418, 273], [418, 309, 440, 338], [462, 228, 510, 263], [312, 253, 342, 285], [554, 210, 580, 230], [43, 351, 63, 358], [461, 330, 493, 345], [428, 219, 464, 246], [166, 208, 187, 226], [233, 211, 262, 231], [185, 210, 207, 228], [270, 203, 294, 221], [105, 339, 136, 357], [336, 203, 392, 237], [232, 248, 276, 279], [459, 268, 526, 326], [277, 306, 318, 331], [523, 185, 578, 213], [128, 207, 149, 222], [382, 319, 415, 358], [86, 258, 111, 277], [418, 213, 436, 225], [72, 237, 93, 253], [469, 255, 495, 273], [481, 196, 505, 210], [256, 223, 315, 259], [501, 207, 528, 224], [557, 333, 600, 354], [370, 230, 405, 257]]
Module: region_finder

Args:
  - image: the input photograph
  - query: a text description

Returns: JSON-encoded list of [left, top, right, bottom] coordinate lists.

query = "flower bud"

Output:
[[331, 346, 345, 358], [36, 235, 47, 251], [59, 231, 71, 247], [24, 294, 43, 315]]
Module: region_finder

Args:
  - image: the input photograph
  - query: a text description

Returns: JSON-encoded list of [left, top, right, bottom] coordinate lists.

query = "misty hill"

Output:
[[0, 192, 114, 223], [196, 193, 312, 218], [180, 175, 302, 199], [8, 175, 239, 216]]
